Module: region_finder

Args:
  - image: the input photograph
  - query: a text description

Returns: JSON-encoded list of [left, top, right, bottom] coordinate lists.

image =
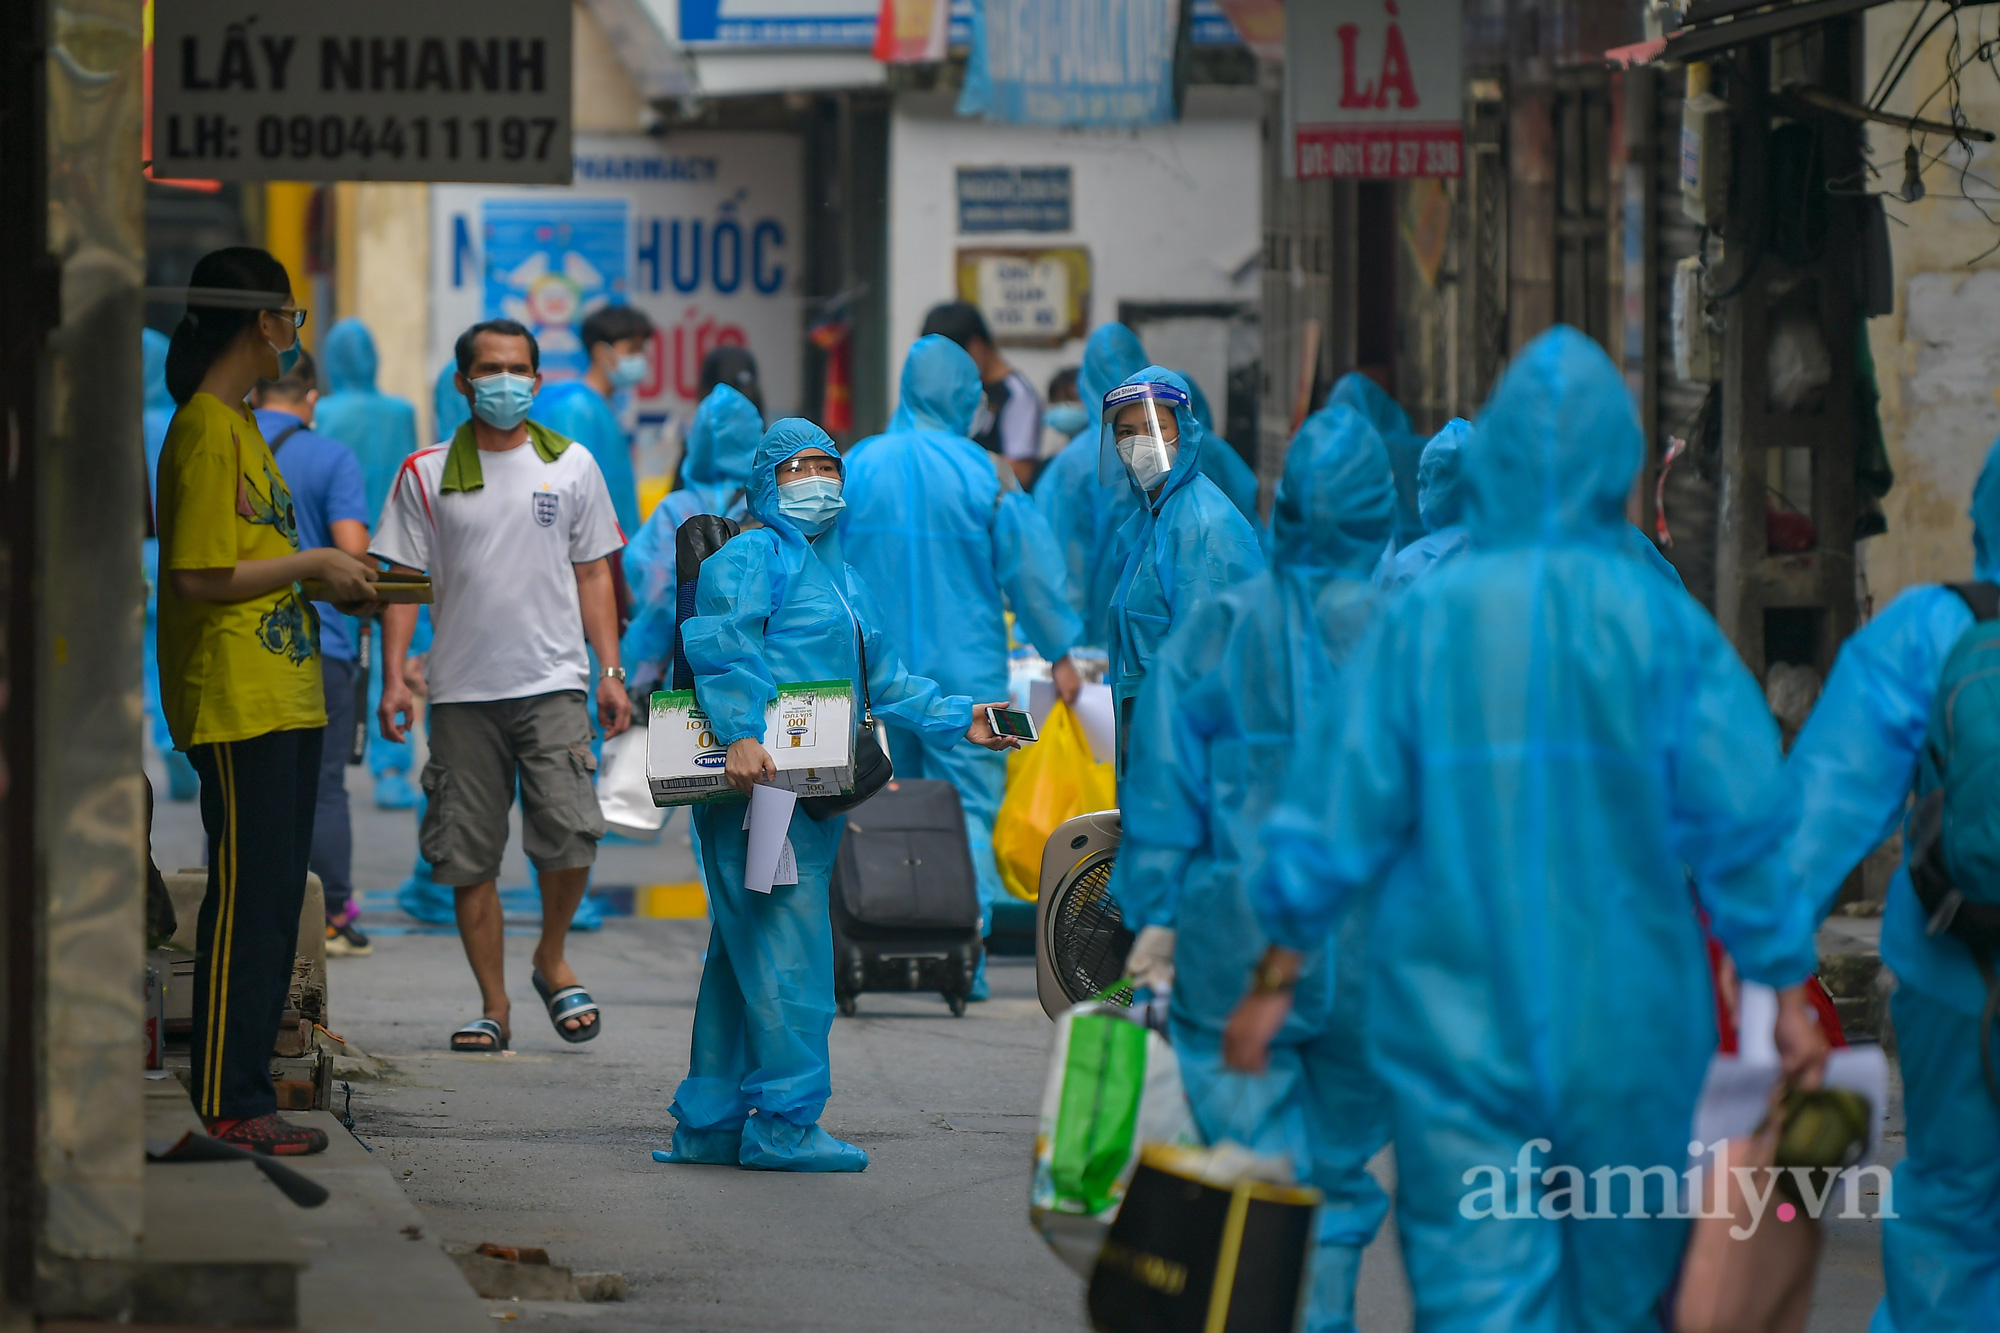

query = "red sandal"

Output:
[[204, 1112, 329, 1156]]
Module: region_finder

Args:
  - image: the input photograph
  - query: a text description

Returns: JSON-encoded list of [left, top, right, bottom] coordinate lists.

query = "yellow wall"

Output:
[[1862, 4, 2000, 607]]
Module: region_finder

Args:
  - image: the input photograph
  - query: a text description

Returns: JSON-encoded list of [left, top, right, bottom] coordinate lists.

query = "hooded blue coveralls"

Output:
[[1783, 436, 2000, 1333], [620, 384, 762, 686], [1183, 374, 1261, 524], [535, 373, 643, 539], [840, 337, 1082, 987], [1036, 324, 1153, 647], [434, 361, 472, 437], [1111, 403, 1395, 1333], [665, 420, 974, 1172], [1327, 373, 1427, 551], [142, 329, 199, 799], [1250, 328, 1820, 1332], [1377, 418, 1473, 592], [316, 318, 424, 803], [1105, 368, 1267, 773]]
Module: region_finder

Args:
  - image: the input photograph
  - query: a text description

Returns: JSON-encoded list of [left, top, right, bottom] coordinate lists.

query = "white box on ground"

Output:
[[647, 681, 855, 806]]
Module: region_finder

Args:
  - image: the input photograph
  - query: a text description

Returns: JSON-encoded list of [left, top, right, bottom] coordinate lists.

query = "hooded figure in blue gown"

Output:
[[1376, 419, 1472, 592], [1784, 435, 2000, 1333], [840, 336, 1082, 990], [1104, 367, 1266, 773], [664, 420, 981, 1172], [1327, 373, 1426, 551], [534, 370, 643, 539], [143, 329, 200, 798], [1248, 327, 1820, 1331], [1183, 374, 1262, 524], [316, 319, 425, 805], [1036, 324, 1152, 645], [1112, 403, 1394, 1333], [620, 384, 762, 689], [434, 361, 472, 439]]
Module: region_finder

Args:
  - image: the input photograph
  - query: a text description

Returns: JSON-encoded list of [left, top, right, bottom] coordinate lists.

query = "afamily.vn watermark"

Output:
[[1458, 1139, 1894, 1238]]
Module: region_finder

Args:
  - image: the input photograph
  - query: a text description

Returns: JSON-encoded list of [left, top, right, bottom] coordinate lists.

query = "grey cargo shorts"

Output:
[[420, 690, 604, 886]]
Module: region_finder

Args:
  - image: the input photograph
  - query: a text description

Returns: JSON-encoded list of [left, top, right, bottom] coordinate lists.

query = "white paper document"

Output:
[[743, 784, 800, 894], [1072, 682, 1117, 764]]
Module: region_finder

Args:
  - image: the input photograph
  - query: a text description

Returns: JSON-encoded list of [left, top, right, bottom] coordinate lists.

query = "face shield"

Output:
[[1099, 381, 1190, 491]]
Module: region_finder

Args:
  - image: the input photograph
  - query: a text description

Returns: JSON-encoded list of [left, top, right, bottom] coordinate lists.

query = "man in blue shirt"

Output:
[[251, 351, 374, 956], [533, 305, 652, 538]]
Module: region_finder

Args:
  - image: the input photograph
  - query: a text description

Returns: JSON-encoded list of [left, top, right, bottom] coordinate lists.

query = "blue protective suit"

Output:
[[141, 329, 198, 797], [1105, 367, 1266, 774], [841, 336, 1082, 950], [1784, 436, 2000, 1333], [1250, 327, 1820, 1331], [620, 384, 761, 685], [534, 377, 641, 538], [1377, 418, 1472, 592], [1035, 324, 1151, 646], [1183, 374, 1261, 524], [1112, 403, 1394, 1332], [1327, 373, 1426, 550], [434, 362, 472, 439], [666, 419, 973, 1172]]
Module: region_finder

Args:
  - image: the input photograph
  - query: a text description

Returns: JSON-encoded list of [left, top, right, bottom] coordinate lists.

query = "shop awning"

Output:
[[1661, 0, 1902, 62]]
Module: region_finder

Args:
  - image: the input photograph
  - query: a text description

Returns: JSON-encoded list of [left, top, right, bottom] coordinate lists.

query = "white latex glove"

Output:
[[1126, 925, 1177, 994]]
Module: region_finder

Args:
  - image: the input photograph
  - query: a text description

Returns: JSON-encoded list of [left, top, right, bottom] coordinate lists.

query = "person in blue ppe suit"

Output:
[[1327, 372, 1427, 551], [1376, 418, 1472, 592], [1036, 324, 1151, 644], [620, 384, 762, 691], [532, 305, 651, 538], [316, 318, 424, 809], [1102, 367, 1266, 773], [434, 360, 472, 437], [1226, 327, 1828, 1332], [141, 328, 200, 800], [1782, 435, 2000, 1333], [1112, 402, 1394, 1333], [840, 335, 1085, 999], [1182, 373, 1261, 524], [659, 421, 1017, 1172]]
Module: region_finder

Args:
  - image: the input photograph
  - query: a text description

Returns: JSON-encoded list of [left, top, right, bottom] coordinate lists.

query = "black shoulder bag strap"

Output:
[[265, 418, 305, 452]]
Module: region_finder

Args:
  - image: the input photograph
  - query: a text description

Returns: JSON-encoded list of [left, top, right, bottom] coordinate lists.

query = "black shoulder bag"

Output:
[[801, 586, 892, 820]]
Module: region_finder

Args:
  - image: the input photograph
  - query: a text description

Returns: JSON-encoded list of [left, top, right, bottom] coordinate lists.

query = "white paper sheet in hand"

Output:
[[1072, 682, 1116, 764], [743, 784, 800, 894]]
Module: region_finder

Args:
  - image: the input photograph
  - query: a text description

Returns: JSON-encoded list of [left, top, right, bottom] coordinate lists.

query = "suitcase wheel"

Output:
[[838, 993, 858, 1018], [945, 992, 966, 1018]]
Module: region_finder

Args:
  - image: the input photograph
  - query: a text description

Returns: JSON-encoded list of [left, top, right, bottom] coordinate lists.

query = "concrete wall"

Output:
[[1861, 3, 2000, 606], [886, 87, 1263, 413]]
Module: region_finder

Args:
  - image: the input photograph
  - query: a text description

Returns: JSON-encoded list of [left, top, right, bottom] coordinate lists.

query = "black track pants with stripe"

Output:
[[188, 726, 323, 1120]]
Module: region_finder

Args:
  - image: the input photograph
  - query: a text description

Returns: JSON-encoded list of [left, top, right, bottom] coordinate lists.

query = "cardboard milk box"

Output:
[[647, 680, 855, 806]]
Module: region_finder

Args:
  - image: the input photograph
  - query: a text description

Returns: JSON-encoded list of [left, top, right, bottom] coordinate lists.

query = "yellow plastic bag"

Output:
[[993, 702, 1116, 901]]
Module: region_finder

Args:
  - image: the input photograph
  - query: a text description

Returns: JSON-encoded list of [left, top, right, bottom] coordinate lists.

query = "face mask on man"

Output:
[[1044, 402, 1090, 438], [470, 372, 536, 430], [609, 353, 647, 392], [777, 476, 844, 538]]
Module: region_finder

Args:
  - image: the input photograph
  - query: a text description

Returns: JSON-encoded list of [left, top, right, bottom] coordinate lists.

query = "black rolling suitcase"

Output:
[[829, 778, 983, 1017]]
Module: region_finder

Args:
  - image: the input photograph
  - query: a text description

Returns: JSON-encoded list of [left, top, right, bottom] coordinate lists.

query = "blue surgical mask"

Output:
[[1045, 402, 1090, 437], [269, 336, 301, 377], [470, 372, 536, 430], [609, 353, 647, 392], [777, 476, 844, 538]]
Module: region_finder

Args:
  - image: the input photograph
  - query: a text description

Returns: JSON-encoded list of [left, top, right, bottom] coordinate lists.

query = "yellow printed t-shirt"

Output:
[[156, 393, 326, 748]]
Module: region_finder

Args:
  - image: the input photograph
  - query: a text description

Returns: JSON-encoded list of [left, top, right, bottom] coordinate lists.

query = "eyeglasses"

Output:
[[776, 455, 842, 478], [266, 308, 308, 329]]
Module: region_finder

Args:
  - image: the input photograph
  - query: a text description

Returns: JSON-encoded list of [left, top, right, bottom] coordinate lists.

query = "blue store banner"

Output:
[[957, 0, 1183, 127], [675, 0, 1237, 50], [483, 197, 630, 384]]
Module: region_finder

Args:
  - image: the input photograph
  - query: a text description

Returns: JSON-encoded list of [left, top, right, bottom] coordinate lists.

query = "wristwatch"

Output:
[[601, 666, 626, 682], [1249, 953, 1297, 996]]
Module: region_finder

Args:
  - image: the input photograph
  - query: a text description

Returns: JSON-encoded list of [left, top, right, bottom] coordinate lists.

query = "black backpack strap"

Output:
[[265, 418, 305, 452], [1948, 581, 2000, 621]]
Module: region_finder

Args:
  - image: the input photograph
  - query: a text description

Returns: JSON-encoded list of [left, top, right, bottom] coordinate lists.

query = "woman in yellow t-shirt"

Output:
[[156, 247, 378, 1156]]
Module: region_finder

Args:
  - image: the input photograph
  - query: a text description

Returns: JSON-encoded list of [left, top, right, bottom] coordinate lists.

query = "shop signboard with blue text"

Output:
[[674, 0, 1243, 46], [430, 132, 803, 437]]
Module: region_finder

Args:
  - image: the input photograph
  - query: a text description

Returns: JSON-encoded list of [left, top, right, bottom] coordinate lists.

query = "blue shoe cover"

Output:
[[397, 868, 456, 924], [374, 770, 418, 810], [165, 748, 200, 802], [738, 1115, 868, 1172], [654, 1124, 743, 1165], [568, 891, 604, 931], [968, 949, 990, 1002]]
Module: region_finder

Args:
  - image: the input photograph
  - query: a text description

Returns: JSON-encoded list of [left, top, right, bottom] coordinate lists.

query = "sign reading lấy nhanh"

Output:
[[1286, 0, 1462, 179]]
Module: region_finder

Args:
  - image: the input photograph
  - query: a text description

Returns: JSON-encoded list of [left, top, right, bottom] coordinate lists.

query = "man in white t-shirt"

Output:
[[374, 319, 630, 1053]]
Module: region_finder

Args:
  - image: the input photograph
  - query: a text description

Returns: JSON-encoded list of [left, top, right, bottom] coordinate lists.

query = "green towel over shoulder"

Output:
[[440, 419, 572, 494]]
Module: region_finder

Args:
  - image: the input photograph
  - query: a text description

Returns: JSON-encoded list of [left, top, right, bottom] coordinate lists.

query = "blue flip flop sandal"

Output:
[[531, 971, 602, 1044], [449, 1017, 507, 1053]]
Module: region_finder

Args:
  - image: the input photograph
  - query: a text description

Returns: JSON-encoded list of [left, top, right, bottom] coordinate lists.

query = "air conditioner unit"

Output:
[[1034, 810, 1133, 1019]]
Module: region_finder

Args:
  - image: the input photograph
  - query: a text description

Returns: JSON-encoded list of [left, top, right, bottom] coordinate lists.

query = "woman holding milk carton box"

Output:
[[655, 419, 1016, 1173]]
